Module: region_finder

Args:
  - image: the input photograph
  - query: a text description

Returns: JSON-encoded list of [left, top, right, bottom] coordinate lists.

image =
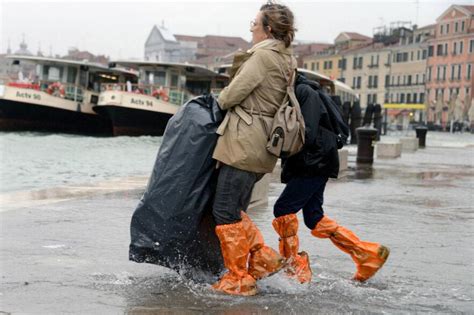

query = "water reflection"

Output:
[[350, 164, 375, 180], [417, 171, 441, 180]]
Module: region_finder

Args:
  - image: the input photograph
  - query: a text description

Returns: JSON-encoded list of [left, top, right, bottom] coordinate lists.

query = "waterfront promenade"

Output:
[[1, 132, 473, 314]]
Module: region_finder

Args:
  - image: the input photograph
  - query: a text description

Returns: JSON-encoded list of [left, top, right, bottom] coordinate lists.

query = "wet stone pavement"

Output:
[[1, 133, 473, 314]]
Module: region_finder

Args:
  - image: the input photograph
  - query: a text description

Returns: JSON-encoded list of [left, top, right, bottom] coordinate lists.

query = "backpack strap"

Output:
[[285, 58, 304, 122], [251, 55, 297, 135]]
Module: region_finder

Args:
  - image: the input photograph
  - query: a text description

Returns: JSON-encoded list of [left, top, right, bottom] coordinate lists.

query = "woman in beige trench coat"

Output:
[[211, 2, 298, 296]]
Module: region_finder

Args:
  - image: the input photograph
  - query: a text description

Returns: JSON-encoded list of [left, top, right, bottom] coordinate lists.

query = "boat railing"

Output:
[[99, 83, 197, 105], [5, 80, 93, 103]]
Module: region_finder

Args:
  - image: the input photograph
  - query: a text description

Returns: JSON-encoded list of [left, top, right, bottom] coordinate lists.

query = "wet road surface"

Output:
[[1, 133, 473, 314]]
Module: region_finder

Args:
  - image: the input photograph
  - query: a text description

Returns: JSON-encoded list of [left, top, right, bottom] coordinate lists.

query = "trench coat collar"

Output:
[[228, 39, 292, 80], [248, 39, 292, 56]]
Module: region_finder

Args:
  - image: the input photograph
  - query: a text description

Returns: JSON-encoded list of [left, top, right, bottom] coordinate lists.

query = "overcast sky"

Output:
[[1, 0, 471, 60]]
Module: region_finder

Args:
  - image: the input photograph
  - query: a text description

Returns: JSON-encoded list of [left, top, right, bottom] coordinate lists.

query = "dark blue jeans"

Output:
[[212, 164, 262, 225], [273, 176, 328, 230]]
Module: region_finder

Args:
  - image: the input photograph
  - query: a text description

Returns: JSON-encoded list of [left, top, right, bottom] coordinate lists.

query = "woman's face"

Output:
[[251, 11, 269, 45]]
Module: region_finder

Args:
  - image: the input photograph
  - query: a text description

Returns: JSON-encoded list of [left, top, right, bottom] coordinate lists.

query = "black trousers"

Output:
[[212, 164, 262, 225], [273, 175, 328, 230]]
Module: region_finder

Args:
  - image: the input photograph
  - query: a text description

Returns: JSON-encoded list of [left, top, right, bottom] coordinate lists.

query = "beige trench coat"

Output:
[[213, 39, 295, 173]]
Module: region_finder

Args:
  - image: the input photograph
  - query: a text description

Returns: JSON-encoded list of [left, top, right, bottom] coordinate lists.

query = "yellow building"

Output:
[[302, 54, 342, 80], [302, 32, 372, 81]]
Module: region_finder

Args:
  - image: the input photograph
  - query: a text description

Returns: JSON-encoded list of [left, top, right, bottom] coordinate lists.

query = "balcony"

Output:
[[368, 64, 379, 69]]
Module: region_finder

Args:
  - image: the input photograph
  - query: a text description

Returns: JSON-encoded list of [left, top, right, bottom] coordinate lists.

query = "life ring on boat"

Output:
[[152, 89, 169, 102], [47, 82, 65, 98]]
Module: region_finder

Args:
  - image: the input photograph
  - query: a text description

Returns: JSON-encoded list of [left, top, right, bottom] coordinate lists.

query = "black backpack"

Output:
[[317, 90, 350, 149]]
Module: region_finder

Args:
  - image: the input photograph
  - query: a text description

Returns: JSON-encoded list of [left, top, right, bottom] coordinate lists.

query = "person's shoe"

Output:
[[272, 214, 312, 283], [241, 211, 286, 280], [212, 221, 257, 296], [352, 244, 390, 282], [311, 216, 389, 282]]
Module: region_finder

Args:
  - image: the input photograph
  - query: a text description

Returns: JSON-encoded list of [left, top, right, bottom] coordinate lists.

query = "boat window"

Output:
[[67, 67, 77, 84], [170, 74, 179, 87], [79, 69, 88, 87], [152, 71, 166, 86], [186, 80, 211, 95], [48, 66, 62, 81], [215, 80, 226, 89], [36, 65, 41, 79], [41, 65, 49, 80], [144, 70, 166, 86]]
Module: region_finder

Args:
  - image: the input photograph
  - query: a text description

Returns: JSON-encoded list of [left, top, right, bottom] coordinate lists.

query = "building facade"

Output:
[[0, 40, 35, 82], [144, 25, 250, 64], [425, 5, 474, 125], [386, 25, 435, 106], [144, 25, 197, 63], [303, 53, 342, 80], [342, 44, 392, 108], [293, 42, 331, 68], [302, 32, 372, 81]]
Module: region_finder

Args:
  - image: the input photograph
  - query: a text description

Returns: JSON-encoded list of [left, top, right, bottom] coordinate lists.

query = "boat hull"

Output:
[[95, 91, 180, 136], [93, 105, 173, 136], [0, 98, 112, 135]]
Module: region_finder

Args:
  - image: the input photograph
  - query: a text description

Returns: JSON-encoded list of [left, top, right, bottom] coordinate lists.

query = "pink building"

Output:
[[425, 5, 474, 127]]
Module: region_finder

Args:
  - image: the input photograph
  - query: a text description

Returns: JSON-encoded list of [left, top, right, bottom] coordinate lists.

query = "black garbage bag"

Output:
[[129, 94, 225, 275]]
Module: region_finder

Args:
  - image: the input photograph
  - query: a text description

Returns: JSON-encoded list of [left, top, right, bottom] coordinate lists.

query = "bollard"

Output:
[[350, 101, 362, 144], [342, 101, 351, 126], [363, 103, 375, 126], [373, 104, 382, 141], [415, 126, 428, 148], [356, 127, 378, 164]]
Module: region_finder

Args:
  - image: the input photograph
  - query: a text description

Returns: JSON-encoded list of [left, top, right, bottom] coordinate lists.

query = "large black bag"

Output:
[[129, 94, 225, 275]]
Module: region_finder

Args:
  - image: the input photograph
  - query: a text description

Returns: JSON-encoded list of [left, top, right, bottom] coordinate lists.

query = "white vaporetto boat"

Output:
[[94, 61, 228, 136], [0, 56, 137, 134]]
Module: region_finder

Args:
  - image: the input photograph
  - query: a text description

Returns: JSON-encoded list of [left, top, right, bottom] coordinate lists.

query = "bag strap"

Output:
[[252, 55, 296, 134]]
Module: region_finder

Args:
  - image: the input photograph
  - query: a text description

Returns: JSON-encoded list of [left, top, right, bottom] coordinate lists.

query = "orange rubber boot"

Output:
[[272, 214, 312, 283], [311, 216, 390, 282], [241, 211, 285, 280], [212, 221, 257, 296]]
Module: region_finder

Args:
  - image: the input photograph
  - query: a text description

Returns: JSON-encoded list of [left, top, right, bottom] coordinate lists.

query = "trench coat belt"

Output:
[[216, 105, 273, 136]]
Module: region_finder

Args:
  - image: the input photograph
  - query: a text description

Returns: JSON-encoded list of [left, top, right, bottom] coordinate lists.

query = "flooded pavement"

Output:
[[1, 132, 473, 314]]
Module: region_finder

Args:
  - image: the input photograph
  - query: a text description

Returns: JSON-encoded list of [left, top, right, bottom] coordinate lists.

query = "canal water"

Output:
[[0, 132, 161, 193], [0, 131, 473, 313]]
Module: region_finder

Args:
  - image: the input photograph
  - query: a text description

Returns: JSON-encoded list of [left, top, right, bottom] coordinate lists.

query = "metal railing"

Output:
[[99, 83, 222, 106], [6, 80, 86, 102]]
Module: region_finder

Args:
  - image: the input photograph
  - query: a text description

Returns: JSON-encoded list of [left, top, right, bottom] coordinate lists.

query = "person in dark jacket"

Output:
[[272, 74, 390, 283]]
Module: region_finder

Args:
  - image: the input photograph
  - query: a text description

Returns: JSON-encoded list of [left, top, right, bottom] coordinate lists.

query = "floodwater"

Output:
[[0, 131, 473, 314], [0, 132, 161, 193]]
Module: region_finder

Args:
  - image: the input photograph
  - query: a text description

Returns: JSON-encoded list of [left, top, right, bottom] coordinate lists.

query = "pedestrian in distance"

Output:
[[211, 1, 298, 296], [272, 74, 390, 284]]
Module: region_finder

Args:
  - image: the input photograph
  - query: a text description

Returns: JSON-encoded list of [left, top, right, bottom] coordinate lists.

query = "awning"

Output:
[[383, 103, 426, 110]]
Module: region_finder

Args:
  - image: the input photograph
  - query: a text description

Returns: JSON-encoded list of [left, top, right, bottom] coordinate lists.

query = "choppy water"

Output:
[[0, 132, 161, 193], [1, 131, 473, 314]]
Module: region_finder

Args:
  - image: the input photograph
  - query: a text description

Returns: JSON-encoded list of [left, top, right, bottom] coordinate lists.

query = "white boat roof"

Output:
[[334, 79, 354, 93], [297, 68, 333, 83], [298, 68, 356, 94], [110, 60, 227, 78], [7, 55, 136, 76]]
